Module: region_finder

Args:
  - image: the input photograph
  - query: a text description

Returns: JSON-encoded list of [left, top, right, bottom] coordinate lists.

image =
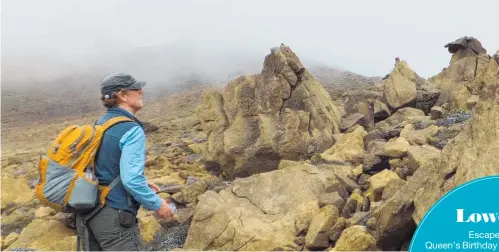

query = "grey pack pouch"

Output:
[[118, 210, 136, 228]]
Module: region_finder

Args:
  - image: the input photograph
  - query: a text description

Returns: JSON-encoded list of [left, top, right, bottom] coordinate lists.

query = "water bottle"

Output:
[[169, 202, 177, 213]]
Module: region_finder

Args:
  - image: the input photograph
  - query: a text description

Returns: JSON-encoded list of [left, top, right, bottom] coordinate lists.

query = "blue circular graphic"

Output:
[[410, 175, 499, 251]]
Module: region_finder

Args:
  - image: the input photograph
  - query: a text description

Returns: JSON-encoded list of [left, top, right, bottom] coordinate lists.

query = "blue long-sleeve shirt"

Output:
[[119, 125, 163, 211], [94, 107, 162, 215]]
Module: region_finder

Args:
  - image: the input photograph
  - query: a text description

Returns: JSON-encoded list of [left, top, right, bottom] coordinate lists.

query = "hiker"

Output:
[[75, 73, 174, 251]]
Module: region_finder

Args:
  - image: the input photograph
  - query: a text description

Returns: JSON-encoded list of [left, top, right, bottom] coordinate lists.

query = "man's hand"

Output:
[[147, 181, 160, 193], [155, 199, 174, 219]]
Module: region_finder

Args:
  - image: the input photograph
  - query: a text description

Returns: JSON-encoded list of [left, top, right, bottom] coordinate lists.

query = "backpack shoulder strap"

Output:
[[99, 116, 134, 132]]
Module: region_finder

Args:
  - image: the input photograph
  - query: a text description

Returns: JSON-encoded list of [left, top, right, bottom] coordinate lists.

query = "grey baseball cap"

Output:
[[100, 73, 146, 98]]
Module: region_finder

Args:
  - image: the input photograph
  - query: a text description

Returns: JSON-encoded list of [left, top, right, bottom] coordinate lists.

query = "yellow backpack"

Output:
[[35, 116, 133, 213]]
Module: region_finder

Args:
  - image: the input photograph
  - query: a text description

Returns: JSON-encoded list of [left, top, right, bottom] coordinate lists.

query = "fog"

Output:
[[2, 0, 499, 90]]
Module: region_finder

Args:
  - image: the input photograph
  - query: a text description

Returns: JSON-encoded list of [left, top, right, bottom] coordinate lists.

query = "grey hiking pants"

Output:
[[76, 206, 140, 251]]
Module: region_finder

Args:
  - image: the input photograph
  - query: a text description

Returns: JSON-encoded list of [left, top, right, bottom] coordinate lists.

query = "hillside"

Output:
[[1, 43, 379, 127], [309, 66, 383, 99]]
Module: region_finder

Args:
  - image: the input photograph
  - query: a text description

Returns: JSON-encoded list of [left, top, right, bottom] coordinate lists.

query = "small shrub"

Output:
[[435, 110, 472, 127]]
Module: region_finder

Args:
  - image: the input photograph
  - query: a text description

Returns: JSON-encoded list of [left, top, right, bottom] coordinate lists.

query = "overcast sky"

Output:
[[2, 0, 499, 82]]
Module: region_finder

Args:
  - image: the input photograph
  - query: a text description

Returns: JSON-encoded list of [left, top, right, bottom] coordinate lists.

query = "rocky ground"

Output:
[[1, 36, 498, 251]]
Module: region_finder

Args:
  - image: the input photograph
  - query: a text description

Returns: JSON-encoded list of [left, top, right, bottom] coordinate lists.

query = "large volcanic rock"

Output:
[[381, 59, 439, 114], [445, 36, 487, 56], [195, 44, 342, 178], [381, 60, 420, 110], [183, 164, 348, 251], [429, 36, 493, 110], [370, 51, 499, 250]]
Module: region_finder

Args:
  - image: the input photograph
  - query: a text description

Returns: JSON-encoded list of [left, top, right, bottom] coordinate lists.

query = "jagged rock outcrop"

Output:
[[195, 44, 342, 178], [370, 50, 499, 250], [430, 36, 494, 110], [381, 59, 439, 114], [445, 36, 487, 58], [381, 60, 419, 110]]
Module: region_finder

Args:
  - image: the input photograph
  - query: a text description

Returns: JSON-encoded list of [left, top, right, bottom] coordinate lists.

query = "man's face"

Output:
[[120, 88, 144, 112]]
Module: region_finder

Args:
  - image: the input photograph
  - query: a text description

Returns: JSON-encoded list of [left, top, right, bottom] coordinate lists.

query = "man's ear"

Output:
[[115, 91, 127, 102]]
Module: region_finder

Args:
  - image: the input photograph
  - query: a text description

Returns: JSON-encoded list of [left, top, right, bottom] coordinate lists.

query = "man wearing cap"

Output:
[[76, 73, 174, 251]]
